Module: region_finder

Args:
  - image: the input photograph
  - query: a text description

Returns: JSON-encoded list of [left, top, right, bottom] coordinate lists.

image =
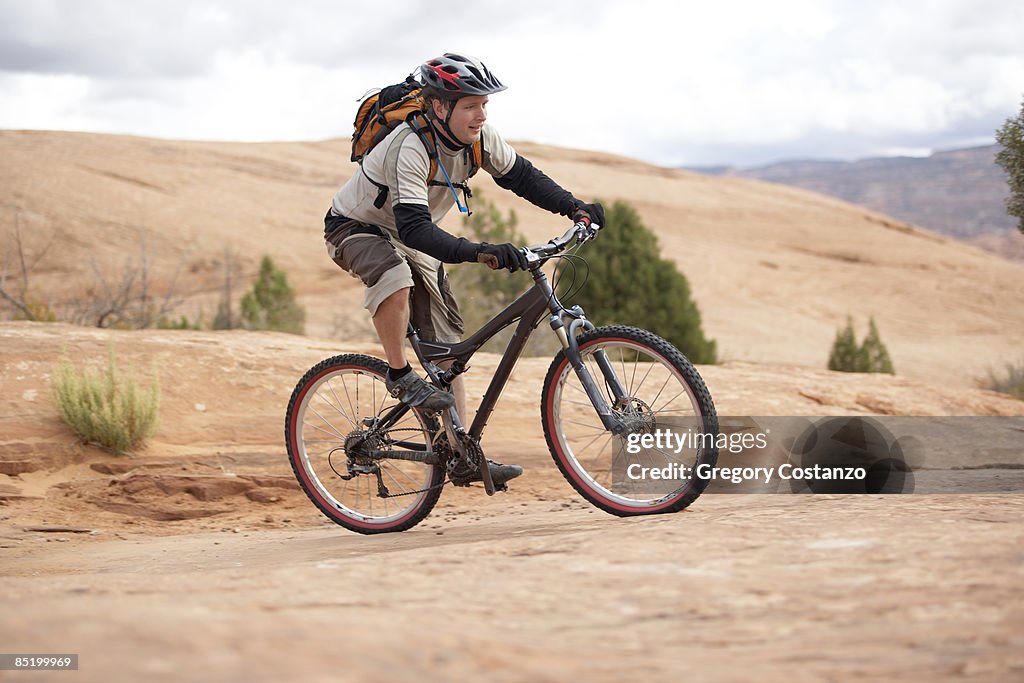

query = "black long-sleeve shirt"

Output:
[[392, 155, 580, 264]]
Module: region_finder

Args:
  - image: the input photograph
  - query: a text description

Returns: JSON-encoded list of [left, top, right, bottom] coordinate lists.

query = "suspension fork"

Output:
[[551, 308, 630, 435]]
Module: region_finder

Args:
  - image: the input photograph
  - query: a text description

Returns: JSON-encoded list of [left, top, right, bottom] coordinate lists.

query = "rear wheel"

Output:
[[285, 354, 444, 534], [541, 326, 718, 516]]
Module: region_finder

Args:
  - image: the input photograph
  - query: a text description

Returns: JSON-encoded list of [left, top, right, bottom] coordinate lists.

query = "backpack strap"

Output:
[[361, 164, 392, 210], [470, 135, 484, 178], [408, 112, 479, 215], [358, 120, 432, 210], [364, 113, 481, 214], [407, 111, 443, 185]]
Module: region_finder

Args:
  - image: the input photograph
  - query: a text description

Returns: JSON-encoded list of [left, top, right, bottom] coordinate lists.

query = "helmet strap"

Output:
[[429, 99, 470, 149]]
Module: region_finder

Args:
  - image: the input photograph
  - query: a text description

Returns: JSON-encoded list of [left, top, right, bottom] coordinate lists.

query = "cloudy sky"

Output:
[[1, 0, 1022, 167]]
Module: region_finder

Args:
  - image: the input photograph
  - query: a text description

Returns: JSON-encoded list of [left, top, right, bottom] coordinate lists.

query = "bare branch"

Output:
[[14, 215, 29, 295], [0, 283, 34, 320], [4, 219, 209, 329], [17, 211, 57, 277]]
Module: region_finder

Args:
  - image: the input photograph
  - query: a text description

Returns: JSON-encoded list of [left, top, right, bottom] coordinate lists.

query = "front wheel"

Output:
[[285, 354, 444, 534], [541, 326, 719, 516]]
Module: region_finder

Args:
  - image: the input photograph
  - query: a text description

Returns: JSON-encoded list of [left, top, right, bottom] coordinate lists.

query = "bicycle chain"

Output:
[[336, 426, 456, 499], [379, 476, 452, 497], [380, 430, 486, 497]]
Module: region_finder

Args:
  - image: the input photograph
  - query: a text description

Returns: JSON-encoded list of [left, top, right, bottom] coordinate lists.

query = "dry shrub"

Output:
[[52, 351, 160, 453]]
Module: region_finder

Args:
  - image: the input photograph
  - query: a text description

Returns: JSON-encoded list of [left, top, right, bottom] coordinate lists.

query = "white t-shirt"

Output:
[[331, 121, 517, 235]]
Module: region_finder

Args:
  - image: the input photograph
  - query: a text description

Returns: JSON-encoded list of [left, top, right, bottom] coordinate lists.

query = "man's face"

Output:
[[434, 95, 488, 145]]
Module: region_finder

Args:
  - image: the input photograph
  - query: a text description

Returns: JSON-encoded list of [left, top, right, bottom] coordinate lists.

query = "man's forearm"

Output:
[[393, 203, 479, 263], [493, 155, 578, 216]]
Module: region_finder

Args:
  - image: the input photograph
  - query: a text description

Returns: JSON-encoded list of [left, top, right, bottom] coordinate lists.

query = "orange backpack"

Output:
[[351, 76, 483, 210]]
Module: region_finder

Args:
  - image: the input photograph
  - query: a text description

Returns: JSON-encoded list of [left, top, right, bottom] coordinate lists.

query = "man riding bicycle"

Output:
[[324, 52, 604, 488]]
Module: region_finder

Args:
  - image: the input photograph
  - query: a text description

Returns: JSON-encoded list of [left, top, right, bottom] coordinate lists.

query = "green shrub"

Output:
[[212, 297, 236, 330], [240, 256, 305, 334], [828, 316, 895, 374], [157, 314, 201, 330], [449, 194, 553, 354], [557, 200, 717, 364], [828, 317, 860, 372], [985, 359, 1024, 400], [451, 197, 717, 361], [995, 95, 1024, 234], [859, 317, 895, 374], [52, 351, 160, 453]]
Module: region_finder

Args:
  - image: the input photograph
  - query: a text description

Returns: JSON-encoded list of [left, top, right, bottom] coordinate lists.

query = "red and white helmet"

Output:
[[420, 53, 507, 97]]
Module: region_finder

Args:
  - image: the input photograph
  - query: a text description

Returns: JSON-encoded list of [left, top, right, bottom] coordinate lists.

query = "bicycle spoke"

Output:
[[618, 347, 628, 399], [628, 348, 640, 396], [647, 373, 674, 415], [561, 414, 606, 431], [326, 376, 359, 431], [288, 359, 443, 531], [566, 379, 590, 397], [652, 385, 690, 415], [385, 462, 426, 489], [306, 408, 350, 442], [355, 376, 362, 429], [302, 443, 339, 464], [366, 472, 373, 517], [312, 386, 349, 426], [342, 473, 354, 505], [381, 466, 412, 493], [547, 335, 713, 511], [563, 397, 600, 408], [573, 428, 610, 457], [585, 435, 613, 483], [340, 375, 360, 431], [632, 360, 656, 398], [375, 383, 390, 421]]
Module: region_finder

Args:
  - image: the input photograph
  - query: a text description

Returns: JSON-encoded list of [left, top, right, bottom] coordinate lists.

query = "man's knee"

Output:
[[374, 287, 411, 316], [364, 261, 414, 317]]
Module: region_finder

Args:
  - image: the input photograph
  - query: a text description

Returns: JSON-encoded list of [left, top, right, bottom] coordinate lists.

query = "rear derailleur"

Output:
[[338, 425, 389, 497]]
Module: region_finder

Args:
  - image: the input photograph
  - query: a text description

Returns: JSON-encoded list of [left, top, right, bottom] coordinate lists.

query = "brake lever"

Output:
[[579, 223, 600, 243], [573, 217, 601, 243]]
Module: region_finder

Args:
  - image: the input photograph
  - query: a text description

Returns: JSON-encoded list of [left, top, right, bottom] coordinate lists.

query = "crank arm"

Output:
[[479, 445, 495, 496], [439, 408, 495, 496]]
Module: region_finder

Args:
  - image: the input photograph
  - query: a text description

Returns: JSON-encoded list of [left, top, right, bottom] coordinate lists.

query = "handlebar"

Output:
[[523, 218, 601, 264]]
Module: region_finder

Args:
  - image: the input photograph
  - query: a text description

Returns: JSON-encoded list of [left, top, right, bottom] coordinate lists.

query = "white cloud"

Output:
[[0, 0, 1022, 165], [0, 72, 95, 130]]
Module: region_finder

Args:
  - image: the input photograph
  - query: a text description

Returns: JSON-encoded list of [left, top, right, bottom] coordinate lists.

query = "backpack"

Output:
[[351, 75, 483, 211]]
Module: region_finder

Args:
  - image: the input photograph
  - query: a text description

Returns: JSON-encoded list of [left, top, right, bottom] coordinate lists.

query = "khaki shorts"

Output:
[[325, 214, 464, 344]]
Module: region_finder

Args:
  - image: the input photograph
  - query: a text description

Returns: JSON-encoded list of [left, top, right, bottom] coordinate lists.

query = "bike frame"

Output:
[[361, 223, 634, 492], [414, 267, 574, 438]]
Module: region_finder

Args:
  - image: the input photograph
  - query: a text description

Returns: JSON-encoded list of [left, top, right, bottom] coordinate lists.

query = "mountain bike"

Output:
[[285, 219, 719, 533]]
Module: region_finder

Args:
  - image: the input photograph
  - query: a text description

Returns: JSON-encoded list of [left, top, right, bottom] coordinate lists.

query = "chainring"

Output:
[[433, 431, 483, 486]]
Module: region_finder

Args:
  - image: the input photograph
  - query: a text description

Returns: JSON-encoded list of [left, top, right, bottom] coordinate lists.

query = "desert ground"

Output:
[[2, 131, 1023, 681], [1, 322, 1022, 682]]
